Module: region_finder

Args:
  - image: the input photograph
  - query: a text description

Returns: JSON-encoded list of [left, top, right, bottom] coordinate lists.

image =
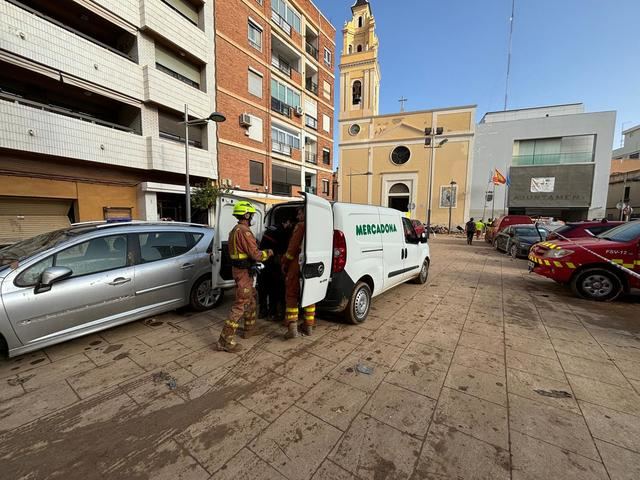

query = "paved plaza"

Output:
[[1, 237, 639, 479]]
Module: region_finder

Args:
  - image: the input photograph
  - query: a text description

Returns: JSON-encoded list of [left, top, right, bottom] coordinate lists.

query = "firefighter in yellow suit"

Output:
[[282, 207, 315, 339], [218, 201, 273, 352]]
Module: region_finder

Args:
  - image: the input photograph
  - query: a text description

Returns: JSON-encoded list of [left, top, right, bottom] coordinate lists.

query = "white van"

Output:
[[211, 193, 430, 324]]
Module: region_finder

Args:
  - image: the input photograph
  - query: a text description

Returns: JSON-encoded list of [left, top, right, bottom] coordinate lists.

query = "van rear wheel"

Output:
[[345, 281, 372, 325]]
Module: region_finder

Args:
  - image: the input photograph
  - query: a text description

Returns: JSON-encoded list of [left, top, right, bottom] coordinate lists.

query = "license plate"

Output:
[[528, 261, 535, 271]]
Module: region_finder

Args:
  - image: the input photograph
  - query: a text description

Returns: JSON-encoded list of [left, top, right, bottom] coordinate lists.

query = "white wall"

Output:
[[470, 109, 616, 220]]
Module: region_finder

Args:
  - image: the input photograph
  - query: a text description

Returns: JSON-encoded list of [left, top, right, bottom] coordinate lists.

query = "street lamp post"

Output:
[[424, 127, 449, 239], [347, 168, 373, 203], [447, 179, 457, 234], [182, 105, 226, 222]]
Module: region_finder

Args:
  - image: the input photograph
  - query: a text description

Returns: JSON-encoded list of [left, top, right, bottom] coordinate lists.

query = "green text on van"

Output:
[[356, 223, 398, 236]]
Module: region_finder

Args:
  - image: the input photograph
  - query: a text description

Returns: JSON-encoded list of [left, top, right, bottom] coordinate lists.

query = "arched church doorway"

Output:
[[388, 183, 410, 212]]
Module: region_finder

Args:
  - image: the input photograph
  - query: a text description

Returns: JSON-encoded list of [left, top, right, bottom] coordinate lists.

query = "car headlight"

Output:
[[545, 249, 574, 259]]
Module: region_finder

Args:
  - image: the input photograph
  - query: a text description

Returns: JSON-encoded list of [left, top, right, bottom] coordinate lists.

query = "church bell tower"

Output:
[[339, 0, 380, 120]]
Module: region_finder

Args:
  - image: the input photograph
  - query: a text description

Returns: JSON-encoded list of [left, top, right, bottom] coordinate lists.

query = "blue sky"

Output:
[[314, 0, 640, 150]]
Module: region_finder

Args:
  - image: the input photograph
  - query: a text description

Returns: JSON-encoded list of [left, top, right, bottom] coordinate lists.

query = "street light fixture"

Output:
[[347, 168, 373, 203], [447, 179, 457, 234], [182, 105, 226, 222], [424, 127, 448, 239]]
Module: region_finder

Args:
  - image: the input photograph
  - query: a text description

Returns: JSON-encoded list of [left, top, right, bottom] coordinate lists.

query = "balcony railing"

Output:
[[271, 97, 292, 117], [271, 10, 292, 36], [159, 131, 203, 149], [512, 152, 594, 166], [305, 186, 317, 194], [271, 55, 292, 77], [305, 79, 318, 95], [305, 152, 317, 164], [305, 115, 318, 130], [0, 91, 136, 134], [272, 141, 292, 156], [305, 42, 319, 59], [272, 182, 292, 196]]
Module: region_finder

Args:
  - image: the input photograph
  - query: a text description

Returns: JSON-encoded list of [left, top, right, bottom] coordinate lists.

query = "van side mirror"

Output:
[[420, 233, 428, 243], [35, 267, 73, 294]]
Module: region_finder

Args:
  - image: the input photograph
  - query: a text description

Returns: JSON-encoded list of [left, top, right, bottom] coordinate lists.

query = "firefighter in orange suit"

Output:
[[218, 201, 273, 352], [282, 207, 315, 339]]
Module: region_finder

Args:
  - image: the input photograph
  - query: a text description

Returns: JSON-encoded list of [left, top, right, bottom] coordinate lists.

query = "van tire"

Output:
[[344, 281, 372, 325], [570, 268, 622, 302], [190, 275, 224, 311], [411, 259, 430, 284]]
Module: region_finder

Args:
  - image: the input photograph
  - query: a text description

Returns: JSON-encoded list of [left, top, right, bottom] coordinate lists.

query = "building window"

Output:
[[349, 124, 361, 136], [323, 114, 331, 133], [357, 45, 363, 52], [630, 152, 640, 159], [271, 78, 301, 116], [358, 16, 363, 28], [322, 148, 330, 165], [391, 146, 411, 165], [439, 185, 458, 208], [158, 108, 204, 148], [271, 0, 301, 33], [248, 20, 263, 51], [352, 80, 362, 105], [323, 81, 331, 100], [322, 179, 330, 195], [348, 45, 353, 54], [250, 161, 264, 185], [161, 0, 200, 27], [155, 44, 202, 90], [272, 164, 300, 196], [324, 48, 332, 67], [248, 69, 263, 98], [512, 135, 596, 166], [247, 115, 263, 142], [272, 125, 300, 155]]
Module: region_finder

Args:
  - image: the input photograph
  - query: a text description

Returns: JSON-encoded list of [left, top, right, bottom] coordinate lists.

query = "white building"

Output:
[[0, 0, 218, 243], [470, 104, 616, 222]]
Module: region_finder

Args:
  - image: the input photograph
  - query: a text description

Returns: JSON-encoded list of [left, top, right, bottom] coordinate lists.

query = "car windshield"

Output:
[[514, 227, 541, 237], [597, 221, 640, 242], [0, 229, 78, 269]]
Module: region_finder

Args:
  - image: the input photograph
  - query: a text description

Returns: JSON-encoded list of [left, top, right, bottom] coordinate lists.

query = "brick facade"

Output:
[[215, 0, 335, 201]]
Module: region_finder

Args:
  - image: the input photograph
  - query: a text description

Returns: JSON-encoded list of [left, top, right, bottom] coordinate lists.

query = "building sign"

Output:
[[356, 223, 398, 237], [530, 177, 555, 193]]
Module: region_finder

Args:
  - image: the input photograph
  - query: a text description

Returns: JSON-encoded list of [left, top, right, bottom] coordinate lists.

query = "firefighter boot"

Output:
[[301, 305, 316, 336], [284, 321, 299, 340], [301, 324, 314, 336], [217, 321, 244, 353]]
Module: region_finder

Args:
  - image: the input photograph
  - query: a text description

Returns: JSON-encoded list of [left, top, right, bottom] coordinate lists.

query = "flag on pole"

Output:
[[493, 169, 507, 185]]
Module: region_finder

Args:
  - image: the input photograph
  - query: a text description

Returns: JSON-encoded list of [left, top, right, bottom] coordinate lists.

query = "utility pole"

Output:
[[425, 127, 449, 239]]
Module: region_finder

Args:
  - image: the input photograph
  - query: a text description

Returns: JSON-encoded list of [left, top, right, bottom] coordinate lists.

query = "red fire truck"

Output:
[[528, 221, 640, 301]]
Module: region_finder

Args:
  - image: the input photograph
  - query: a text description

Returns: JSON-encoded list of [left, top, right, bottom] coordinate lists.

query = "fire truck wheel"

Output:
[[571, 268, 623, 302]]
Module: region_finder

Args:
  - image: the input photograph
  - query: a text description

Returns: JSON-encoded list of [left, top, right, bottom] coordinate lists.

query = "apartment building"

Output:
[[0, 0, 218, 243], [214, 0, 336, 205]]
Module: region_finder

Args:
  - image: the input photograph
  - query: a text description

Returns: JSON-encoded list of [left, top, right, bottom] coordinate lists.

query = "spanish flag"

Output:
[[493, 169, 507, 185]]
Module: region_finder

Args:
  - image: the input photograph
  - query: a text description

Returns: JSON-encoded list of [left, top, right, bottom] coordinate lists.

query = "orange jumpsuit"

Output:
[[283, 222, 315, 327], [219, 221, 270, 347]]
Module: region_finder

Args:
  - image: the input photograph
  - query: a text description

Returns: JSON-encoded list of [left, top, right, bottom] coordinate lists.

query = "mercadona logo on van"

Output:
[[356, 223, 398, 236]]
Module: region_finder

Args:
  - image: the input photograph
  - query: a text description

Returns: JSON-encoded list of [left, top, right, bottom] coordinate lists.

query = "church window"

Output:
[[349, 124, 361, 136], [352, 80, 362, 105], [358, 16, 363, 28], [357, 44, 363, 52], [391, 146, 411, 165], [348, 45, 353, 54]]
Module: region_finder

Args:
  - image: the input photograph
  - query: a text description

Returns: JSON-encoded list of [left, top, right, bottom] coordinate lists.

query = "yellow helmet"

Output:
[[233, 201, 257, 217]]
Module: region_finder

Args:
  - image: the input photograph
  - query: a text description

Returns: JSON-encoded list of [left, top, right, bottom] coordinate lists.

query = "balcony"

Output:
[[159, 131, 203, 149], [272, 141, 292, 156], [512, 152, 594, 166], [305, 115, 318, 130], [271, 97, 292, 118], [144, 66, 210, 119], [305, 79, 318, 96], [272, 182, 292, 196], [150, 136, 214, 178], [305, 152, 318, 164], [271, 55, 292, 78], [271, 10, 292, 36], [305, 42, 319, 60], [0, 94, 147, 170]]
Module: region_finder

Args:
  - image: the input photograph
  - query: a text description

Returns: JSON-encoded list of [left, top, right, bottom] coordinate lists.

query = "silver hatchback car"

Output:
[[0, 222, 219, 357]]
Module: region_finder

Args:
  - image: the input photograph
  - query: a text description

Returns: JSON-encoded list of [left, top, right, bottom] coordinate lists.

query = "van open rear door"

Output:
[[301, 193, 333, 307]]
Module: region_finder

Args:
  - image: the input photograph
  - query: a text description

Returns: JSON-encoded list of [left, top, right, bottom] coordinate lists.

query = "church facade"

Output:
[[338, 0, 475, 226]]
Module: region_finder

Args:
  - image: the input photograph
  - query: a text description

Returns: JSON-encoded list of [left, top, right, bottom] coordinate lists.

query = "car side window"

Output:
[[15, 256, 54, 287], [138, 232, 192, 263], [55, 235, 128, 277], [402, 218, 419, 244]]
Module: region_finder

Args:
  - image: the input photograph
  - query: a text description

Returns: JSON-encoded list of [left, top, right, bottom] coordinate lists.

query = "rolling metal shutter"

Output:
[[0, 197, 72, 246]]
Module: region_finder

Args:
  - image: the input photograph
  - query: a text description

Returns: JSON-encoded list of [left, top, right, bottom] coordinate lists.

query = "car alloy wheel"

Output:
[[510, 244, 518, 258]]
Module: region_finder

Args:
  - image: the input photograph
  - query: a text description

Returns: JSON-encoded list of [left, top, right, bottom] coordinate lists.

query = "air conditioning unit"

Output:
[[294, 106, 304, 117], [239, 113, 252, 127]]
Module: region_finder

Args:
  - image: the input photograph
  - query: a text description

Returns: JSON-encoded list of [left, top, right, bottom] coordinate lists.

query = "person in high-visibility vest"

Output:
[[282, 207, 315, 339], [218, 201, 273, 352]]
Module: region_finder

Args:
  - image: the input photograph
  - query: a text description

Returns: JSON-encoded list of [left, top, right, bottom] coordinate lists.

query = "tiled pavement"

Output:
[[1, 237, 640, 479]]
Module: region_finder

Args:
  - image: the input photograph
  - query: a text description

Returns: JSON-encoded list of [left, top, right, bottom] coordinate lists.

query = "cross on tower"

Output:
[[398, 97, 408, 112]]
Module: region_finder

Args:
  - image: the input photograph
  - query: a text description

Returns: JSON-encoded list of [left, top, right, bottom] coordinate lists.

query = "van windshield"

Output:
[[0, 229, 77, 269], [597, 222, 640, 242]]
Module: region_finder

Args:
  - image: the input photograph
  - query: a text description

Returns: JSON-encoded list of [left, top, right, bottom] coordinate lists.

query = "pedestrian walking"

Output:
[[282, 207, 315, 339], [475, 218, 485, 240], [218, 201, 273, 353], [465, 217, 476, 245]]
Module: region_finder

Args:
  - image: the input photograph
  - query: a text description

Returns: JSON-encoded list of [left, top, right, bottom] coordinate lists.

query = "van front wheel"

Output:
[[410, 259, 430, 284], [345, 281, 372, 325]]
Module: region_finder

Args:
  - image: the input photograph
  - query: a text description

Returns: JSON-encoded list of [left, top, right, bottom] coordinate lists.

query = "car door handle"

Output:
[[109, 277, 131, 286], [181, 263, 195, 270]]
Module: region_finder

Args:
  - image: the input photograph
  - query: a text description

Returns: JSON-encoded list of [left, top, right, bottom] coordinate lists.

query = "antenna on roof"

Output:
[[503, 0, 515, 111]]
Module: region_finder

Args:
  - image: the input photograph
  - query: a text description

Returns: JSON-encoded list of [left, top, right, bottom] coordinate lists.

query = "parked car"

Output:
[[495, 224, 548, 258], [411, 219, 425, 237], [529, 220, 640, 301], [0, 223, 217, 357], [545, 221, 625, 241], [485, 215, 533, 245]]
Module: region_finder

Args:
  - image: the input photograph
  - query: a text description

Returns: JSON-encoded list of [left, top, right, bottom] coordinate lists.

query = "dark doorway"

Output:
[[389, 196, 409, 212]]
